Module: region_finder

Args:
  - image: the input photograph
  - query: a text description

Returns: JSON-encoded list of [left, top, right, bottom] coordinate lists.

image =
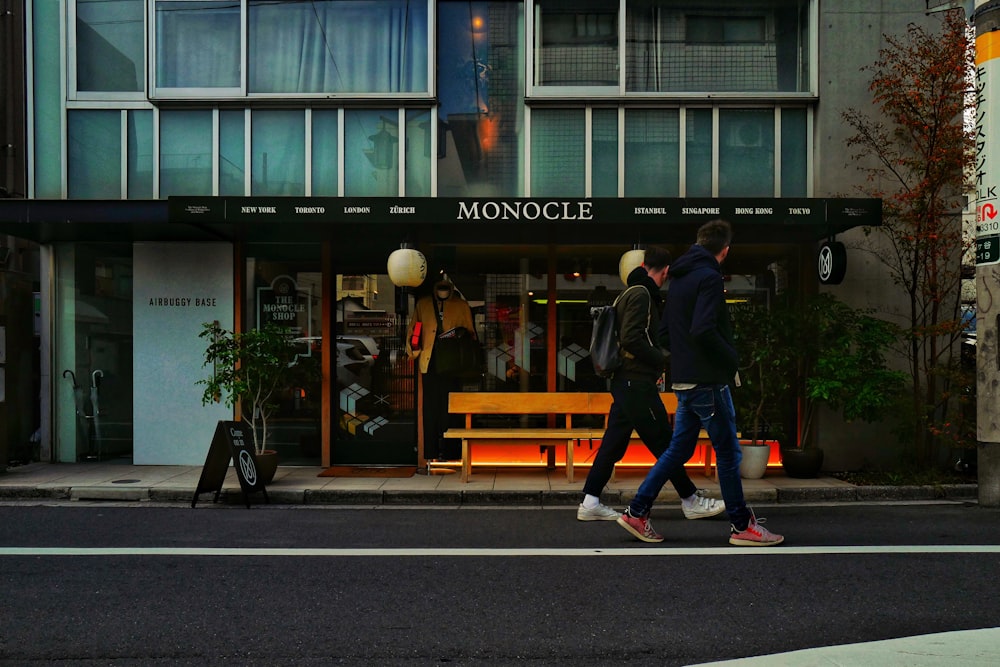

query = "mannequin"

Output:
[[406, 279, 475, 461]]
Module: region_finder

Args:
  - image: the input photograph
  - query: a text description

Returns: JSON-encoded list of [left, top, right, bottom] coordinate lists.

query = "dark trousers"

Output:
[[582, 376, 698, 499], [421, 370, 460, 460]]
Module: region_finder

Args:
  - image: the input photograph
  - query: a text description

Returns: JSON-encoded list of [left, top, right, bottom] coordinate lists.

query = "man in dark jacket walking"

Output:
[[577, 246, 724, 522], [616, 221, 784, 546]]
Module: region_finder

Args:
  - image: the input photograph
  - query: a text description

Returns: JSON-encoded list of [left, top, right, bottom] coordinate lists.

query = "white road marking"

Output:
[[1, 545, 999, 557]]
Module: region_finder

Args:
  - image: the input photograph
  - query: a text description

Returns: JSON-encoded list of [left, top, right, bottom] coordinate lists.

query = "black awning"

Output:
[[0, 197, 881, 245]]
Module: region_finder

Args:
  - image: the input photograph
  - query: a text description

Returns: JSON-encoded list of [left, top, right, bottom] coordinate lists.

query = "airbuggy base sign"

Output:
[[192, 421, 269, 508]]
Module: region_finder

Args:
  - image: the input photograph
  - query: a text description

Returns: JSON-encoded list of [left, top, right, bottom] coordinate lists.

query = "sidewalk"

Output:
[[0, 461, 979, 506]]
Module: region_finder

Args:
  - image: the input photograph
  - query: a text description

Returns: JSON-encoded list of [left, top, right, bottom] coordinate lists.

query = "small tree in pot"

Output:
[[197, 321, 299, 458]]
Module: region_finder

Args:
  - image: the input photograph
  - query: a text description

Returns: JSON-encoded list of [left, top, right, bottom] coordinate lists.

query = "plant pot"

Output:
[[254, 449, 279, 485], [781, 447, 824, 478], [739, 441, 770, 479]]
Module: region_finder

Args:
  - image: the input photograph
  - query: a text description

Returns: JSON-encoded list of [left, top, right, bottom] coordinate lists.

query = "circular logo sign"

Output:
[[818, 241, 847, 285], [238, 450, 258, 486]]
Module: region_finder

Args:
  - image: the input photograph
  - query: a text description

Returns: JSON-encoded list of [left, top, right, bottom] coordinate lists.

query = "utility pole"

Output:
[[974, 0, 1000, 506]]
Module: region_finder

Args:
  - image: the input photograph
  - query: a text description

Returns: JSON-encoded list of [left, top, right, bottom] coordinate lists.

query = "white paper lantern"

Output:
[[387, 247, 427, 287], [618, 248, 645, 286]]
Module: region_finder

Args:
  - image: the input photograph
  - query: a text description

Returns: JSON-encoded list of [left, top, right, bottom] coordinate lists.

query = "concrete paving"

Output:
[[0, 461, 979, 506]]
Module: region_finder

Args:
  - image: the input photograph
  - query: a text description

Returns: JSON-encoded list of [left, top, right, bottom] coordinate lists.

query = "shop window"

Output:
[[68, 110, 122, 199], [406, 110, 434, 196], [159, 110, 213, 197], [530, 109, 586, 196], [251, 110, 306, 196], [74, 0, 144, 95]]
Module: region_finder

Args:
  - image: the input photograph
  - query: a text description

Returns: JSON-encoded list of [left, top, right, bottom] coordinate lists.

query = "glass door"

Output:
[[332, 273, 417, 464]]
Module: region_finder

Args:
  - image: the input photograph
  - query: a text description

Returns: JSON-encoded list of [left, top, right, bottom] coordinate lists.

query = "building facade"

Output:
[[0, 1, 942, 471]]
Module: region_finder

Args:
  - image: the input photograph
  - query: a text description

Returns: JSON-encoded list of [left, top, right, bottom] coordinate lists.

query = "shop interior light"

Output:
[[386, 242, 427, 287], [619, 244, 645, 285]]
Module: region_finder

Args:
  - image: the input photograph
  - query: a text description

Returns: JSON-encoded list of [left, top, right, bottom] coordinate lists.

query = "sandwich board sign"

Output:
[[192, 421, 269, 508]]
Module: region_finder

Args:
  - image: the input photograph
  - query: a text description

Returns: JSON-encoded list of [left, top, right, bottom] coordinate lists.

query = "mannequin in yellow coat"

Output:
[[406, 279, 475, 461]]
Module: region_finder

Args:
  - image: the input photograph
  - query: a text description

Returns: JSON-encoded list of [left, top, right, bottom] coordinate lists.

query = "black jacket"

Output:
[[614, 267, 669, 382], [657, 244, 739, 385]]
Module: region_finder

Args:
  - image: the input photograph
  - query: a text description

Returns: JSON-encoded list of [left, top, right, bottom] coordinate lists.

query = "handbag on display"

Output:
[[433, 326, 484, 378]]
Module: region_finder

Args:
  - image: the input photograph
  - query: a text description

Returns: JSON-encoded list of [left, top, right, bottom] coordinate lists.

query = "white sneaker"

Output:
[[577, 502, 621, 521], [682, 491, 726, 520]]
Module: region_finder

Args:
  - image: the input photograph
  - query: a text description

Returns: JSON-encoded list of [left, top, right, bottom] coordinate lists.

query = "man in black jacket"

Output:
[[577, 245, 724, 522], [616, 221, 784, 546]]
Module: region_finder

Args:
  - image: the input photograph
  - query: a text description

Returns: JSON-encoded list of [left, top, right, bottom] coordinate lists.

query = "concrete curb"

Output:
[[0, 481, 981, 506]]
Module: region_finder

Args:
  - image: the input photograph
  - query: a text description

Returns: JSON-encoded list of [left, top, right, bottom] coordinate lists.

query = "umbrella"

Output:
[[63, 370, 90, 458], [90, 370, 104, 461]]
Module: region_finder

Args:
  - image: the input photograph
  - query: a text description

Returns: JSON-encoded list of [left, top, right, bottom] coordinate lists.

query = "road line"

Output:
[[2, 545, 999, 557]]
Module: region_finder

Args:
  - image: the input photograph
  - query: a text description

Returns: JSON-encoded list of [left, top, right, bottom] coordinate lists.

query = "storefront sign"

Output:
[[192, 420, 269, 509], [169, 196, 881, 228]]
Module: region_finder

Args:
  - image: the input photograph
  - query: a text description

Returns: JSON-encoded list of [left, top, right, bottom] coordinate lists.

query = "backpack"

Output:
[[589, 285, 645, 378]]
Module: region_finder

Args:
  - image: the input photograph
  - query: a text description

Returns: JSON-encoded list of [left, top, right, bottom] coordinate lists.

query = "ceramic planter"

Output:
[[739, 441, 770, 479]]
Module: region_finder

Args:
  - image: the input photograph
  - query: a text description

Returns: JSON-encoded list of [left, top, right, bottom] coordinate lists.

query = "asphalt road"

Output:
[[1, 501, 998, 666]]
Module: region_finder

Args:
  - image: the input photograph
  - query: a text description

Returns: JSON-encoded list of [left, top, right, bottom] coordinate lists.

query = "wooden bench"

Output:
[[444, 391, 685, 483]]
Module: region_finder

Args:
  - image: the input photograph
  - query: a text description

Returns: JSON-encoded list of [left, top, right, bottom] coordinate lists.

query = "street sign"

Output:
[[977, 234, 1000, 265]]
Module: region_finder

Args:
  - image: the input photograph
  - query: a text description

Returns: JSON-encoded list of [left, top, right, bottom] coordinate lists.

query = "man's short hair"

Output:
[[696, 219, 733, 255], [643, 245, 671, 270]]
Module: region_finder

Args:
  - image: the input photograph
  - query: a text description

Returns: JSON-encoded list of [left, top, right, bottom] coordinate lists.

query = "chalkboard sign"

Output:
[[191, 421, 270, 508]]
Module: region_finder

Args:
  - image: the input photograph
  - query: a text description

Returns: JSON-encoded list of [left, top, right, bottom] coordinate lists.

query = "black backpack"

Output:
[[589, 285, 645, 378]]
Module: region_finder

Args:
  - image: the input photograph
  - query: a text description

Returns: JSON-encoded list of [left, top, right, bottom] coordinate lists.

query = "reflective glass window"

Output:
[[780, 107, 808, 197], [437, 0, 525, 197], [344, 110, 399, 196], [68, 110, 121, 199], [248, 0, 428, 94], [127, 110, 153, 199], [252, 110, 306, 196], [76, 0, 144, 93], [719, 108, 774, 196], [626, 0, 810, 93], [155, 1, 240, 90], [530, 109, 585, 196], [405, 109, 433, 196], [220, 110, 246, 196], [624, 109, 679, 196], [159, 110, 213, 197], [592, 109, 618, 197], [534, 0, 619, 87], [311, 110, 339, 196], [685, 108, 712, 197]]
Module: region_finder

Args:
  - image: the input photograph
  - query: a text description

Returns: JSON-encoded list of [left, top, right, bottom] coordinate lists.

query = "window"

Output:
[[532, 0, 619, 91], [75, 0, 145, 94], [248, 0, 428, 94], [531, 109, 586, 196], [152, 0, 432, 98], [154, 1, 242, 94], [624, 0, 811, 94], [159, 110, 213, 197], [345, 110, 399, 196], [68, 111, 122, 199], [252, 110, 306, 196]]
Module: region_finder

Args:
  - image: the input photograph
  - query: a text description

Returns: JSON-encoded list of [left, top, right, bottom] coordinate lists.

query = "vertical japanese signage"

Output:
[[977, 21, 1000, 265]]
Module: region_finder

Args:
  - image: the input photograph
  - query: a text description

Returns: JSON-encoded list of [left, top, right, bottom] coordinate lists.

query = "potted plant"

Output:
[[197, 321, 301, 484], [782, 293, 907, 477], [732, 299, 796, 479]]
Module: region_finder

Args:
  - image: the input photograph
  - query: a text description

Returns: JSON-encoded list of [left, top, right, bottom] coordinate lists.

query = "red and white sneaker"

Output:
[[729, 509, 784, 546], [617, 508, 664, 543]]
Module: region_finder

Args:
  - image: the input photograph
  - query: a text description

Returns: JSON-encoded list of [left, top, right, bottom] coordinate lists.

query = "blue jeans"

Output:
[[582, 377, 697, 500], [628, 384, 751, 529]]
